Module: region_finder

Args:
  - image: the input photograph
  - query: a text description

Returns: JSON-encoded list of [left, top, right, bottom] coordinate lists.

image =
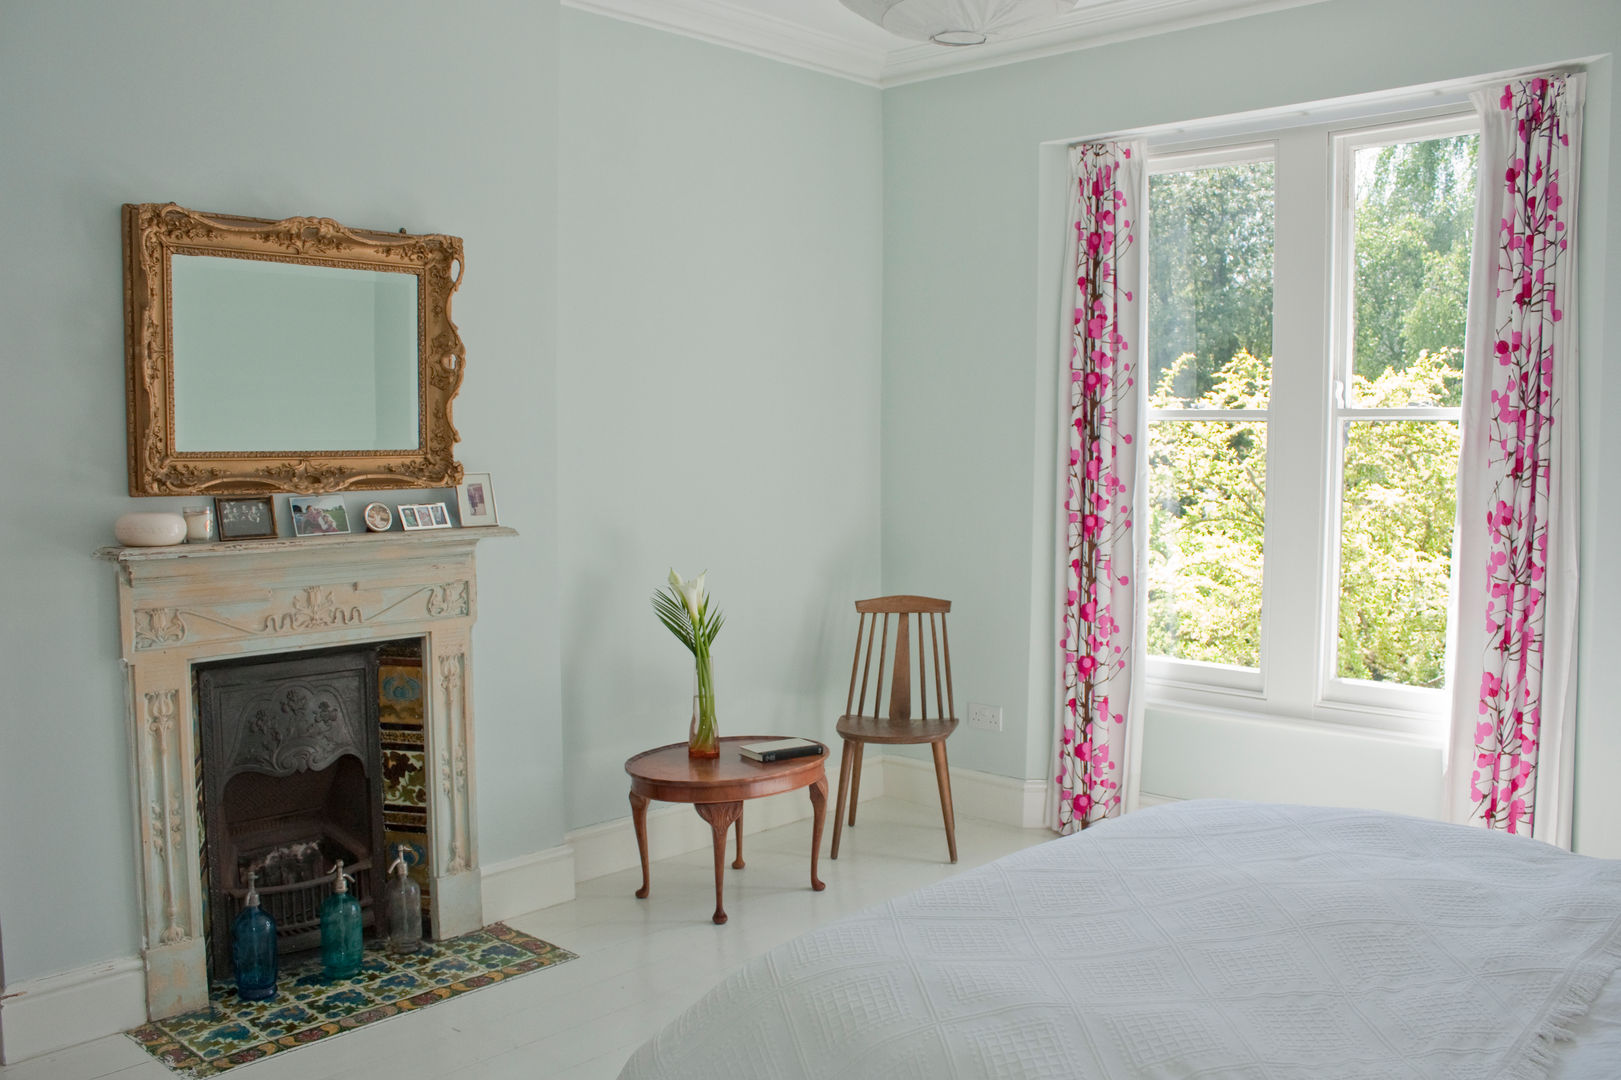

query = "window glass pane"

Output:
[[1147, 419, 1266, 667], [1350, 134, 1478, 406], [1336, 419, 1460, 686], [1149, 161, 1274, 407]]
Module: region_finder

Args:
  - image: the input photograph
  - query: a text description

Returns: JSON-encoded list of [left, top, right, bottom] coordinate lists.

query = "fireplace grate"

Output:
[[223, 832, 376, 955]]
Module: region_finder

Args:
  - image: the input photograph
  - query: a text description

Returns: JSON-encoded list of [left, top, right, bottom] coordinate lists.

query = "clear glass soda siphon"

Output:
[[382, 845, 423, 955]]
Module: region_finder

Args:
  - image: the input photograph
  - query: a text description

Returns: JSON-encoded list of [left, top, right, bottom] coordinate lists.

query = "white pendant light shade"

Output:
[[839, 0, 1079, 46]]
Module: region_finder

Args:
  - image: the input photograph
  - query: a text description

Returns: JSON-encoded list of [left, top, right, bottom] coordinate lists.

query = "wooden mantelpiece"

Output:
[[97, 526, 514, 1020]]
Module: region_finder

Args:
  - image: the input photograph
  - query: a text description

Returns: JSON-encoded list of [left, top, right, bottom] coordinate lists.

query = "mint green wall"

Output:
[[880, 0, 1621, 853], [0, 0, 562, 983], [557, 11, 884, 829]]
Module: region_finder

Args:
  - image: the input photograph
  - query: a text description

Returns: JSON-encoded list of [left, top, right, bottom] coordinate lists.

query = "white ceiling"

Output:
[[563, 0, 1329, 86]]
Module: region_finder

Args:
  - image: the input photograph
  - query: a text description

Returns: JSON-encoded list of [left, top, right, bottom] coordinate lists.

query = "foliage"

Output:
[[1148, 162, 1274, 403], [1145, 133, 1475, 687], [1336, 354, 1461, 684], [652, 569, 724, 657], [1351, 136, 1477, 399], [1147, 352, 1460, 683], [1146, 352, 1268, 667]]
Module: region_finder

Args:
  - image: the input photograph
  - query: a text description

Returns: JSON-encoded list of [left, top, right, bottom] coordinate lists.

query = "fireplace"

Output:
[[98, 527, 511, 1020], [197, 647, 385, 978]]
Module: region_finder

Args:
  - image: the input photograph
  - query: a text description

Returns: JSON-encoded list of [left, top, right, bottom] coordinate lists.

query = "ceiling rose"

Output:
[[839, 0, 1080, 46]]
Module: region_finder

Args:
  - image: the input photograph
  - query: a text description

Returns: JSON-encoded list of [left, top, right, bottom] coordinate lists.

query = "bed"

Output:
[[620, 800, 1621, 1078]]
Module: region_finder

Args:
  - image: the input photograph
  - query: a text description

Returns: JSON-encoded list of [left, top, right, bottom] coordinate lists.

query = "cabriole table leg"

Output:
[[809, 776, 828, 891], [630, 791, 651, 899], [695, 801, 743, 924]]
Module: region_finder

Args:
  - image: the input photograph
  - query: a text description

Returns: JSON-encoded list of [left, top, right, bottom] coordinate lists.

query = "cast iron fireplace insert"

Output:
[[196, 646, 386, 978]]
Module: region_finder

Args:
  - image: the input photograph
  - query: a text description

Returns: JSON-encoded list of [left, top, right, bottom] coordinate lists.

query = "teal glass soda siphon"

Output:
[[320, 860, 364, 979], [231, 871, 278, 1001]]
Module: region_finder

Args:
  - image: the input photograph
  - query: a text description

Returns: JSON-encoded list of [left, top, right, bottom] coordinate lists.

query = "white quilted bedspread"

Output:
[[620, 801, 1621, 1079]]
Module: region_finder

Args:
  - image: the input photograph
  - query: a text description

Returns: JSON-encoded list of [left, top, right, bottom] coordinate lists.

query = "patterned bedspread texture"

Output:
[[620, 800, 1621, 1079]]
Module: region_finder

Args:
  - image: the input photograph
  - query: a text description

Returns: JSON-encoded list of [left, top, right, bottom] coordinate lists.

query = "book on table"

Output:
[[739, 738, 824, 763]]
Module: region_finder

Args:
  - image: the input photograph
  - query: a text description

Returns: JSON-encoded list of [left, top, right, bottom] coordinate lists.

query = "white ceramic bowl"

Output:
[[115, 511, 188, 547]]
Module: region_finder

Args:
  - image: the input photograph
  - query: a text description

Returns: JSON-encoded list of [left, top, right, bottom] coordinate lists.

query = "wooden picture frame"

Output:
[[123, 203, 467, 496], [213, 496, 278, 541]]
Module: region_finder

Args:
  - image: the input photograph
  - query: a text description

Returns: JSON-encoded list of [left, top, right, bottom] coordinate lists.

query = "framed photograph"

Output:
[[456, 473, 499, 527], [288, 495, 351, 537], [213, 496, 277, 541], [399, 503, 451, 531], [363, 502, 393, 532]]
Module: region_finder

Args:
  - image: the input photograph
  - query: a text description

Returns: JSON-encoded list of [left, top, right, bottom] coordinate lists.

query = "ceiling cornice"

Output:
[[880, 0, 1329, 85], [562, 0, 1331, 89], [563, 0, 887, 86]]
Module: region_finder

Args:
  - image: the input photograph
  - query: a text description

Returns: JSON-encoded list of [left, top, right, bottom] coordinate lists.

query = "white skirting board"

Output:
[[480, 844, 577, 925], [878, 753, 1050, 828], [0, 955, 147, 1065]]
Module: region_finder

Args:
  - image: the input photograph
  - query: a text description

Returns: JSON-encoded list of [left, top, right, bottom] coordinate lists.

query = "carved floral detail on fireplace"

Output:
[[438, 653, 471, 874], [134, 607, 187, 649], [240, 687, 349, 774], [263, 586, 364, 633], [143, 689, 190, 946], [129, 580, 476, 650], [427, 581, 470, 618]]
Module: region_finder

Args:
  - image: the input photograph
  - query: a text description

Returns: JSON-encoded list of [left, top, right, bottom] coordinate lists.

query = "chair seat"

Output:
[[836, 713, 957, 745]]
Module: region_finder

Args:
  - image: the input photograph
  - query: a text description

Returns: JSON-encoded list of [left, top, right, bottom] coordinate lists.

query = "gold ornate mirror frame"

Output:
[[123, 203, 466, 496]]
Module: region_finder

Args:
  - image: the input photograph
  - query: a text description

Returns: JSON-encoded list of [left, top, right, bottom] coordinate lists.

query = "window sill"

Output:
[[1144, 680, 1447, 748]]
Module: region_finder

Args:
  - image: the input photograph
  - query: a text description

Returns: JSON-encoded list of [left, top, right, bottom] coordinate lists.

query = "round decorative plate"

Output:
[[363, 502, 393, 532]]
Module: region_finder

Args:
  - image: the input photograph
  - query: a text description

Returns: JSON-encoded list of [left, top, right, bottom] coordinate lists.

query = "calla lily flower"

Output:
[[670, 568, 706, 622]]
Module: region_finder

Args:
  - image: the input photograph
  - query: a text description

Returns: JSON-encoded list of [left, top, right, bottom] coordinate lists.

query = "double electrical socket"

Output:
[[967, 702, 1003, 732]]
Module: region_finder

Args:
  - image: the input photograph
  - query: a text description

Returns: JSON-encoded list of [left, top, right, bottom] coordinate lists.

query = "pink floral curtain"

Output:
[[1053, 140, 1147, 834], [1448, 74, 1584, 846]]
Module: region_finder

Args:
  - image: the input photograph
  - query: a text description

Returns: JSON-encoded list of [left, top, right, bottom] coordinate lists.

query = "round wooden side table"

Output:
[[624, 736, 829, 924]]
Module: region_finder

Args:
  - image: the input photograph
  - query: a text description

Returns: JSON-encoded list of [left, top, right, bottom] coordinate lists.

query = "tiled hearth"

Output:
[[96, 528, 515, 1022]]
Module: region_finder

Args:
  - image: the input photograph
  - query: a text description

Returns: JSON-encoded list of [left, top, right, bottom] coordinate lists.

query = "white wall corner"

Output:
[[1136, 791, 1181, 809], [480, 844, 578, 925], [0, 956, 146, 1065], [881, 755, 1050, 828], [567, 751, 884, 883]]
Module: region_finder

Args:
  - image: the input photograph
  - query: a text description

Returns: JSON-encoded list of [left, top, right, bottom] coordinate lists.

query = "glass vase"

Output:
[[688, 652, 718, 758]]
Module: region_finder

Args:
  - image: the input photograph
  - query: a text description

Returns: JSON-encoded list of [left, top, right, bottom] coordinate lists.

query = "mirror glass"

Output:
[[170, 255, 420, 452]]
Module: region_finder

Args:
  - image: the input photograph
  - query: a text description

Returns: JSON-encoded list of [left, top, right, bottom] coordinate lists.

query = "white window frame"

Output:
[[1143, 141, 1276, 698], [1142, 108, 1479, 740], [1318, 114, 1478, 718]]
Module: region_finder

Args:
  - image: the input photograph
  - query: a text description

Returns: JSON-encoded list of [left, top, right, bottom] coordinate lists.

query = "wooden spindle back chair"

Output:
[[831, 595, 958, 862]]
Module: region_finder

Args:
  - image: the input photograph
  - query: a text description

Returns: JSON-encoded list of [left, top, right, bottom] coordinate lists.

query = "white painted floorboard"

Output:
[[1, 799, 1051, 1080]]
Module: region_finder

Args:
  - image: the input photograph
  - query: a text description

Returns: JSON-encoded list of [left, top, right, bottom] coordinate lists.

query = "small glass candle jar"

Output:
[[183, 506, 214, 543]]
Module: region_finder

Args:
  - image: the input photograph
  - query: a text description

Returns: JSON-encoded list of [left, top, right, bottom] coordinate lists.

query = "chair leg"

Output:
[[931, 741, 957, 863], [847, 743, 864, 827], [831, 739, 854, 859]]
